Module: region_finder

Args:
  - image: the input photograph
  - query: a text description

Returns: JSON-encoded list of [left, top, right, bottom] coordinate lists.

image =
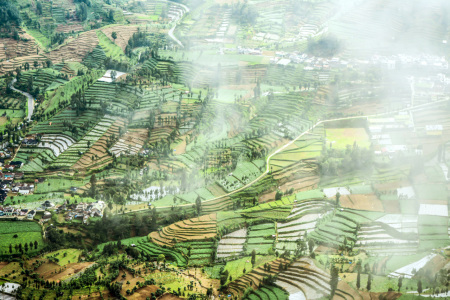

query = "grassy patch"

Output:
[[96, 30, 127, 61], [0, 221, 44, 255], [223, 255, 275, 284], [326, 128, 370, 149]]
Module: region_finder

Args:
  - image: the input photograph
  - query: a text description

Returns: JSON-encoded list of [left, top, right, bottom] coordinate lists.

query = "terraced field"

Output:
[[149, 213, 217, 247]]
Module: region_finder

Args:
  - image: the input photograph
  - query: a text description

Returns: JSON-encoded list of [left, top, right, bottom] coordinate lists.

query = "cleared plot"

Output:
[[325, 128, 370, 149], [339, 194, 384, 212], [100, 25, 139, 51], [47, 30, 99, 63]]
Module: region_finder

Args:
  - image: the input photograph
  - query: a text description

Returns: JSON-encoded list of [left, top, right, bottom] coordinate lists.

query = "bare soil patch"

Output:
[[43, 262, 94, 282], [339, 194, 384, 212]]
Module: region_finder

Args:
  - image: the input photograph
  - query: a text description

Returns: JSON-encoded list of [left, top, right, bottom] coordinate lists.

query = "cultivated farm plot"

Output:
[[219, 160, 263, 192], [217, 228, 247, 259], [73, 117, 125, 171], [274, 257, 340, 300], [339, 194, 384, 211], [246, 223, 275, 255], [50, 115, 116, 168], [149, 213, 217, 247], [38, 134, 76, 157], [110, 129, 148, 156], [0, 221, 44, 255], [325, 128, 370, 149], [47, 30, 99, 63]]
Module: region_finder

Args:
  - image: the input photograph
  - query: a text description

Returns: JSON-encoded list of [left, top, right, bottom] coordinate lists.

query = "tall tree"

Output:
[[398, 276, 403, 292], [418, 280, 422, 295], [195, 196, 201, 215], [251, 249, 256, 267], [89, 174, 97, 196], [356, 268, 361, 289], [366, 273, 372, 291], [330, 265, 339, 298]]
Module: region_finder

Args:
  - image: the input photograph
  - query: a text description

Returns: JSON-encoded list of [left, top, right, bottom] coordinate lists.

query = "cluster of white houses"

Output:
[[0, 200, 105, 224]]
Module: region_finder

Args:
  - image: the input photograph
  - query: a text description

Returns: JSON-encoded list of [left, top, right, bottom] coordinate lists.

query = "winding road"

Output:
[[163, 0, 190, 48], [10, 78, 34, 121], [126, 97, 449, 213]]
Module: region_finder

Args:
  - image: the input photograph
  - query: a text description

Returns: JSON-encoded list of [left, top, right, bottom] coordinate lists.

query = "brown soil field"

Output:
[[36, 261, 61, 276], [0, 54, 48, 74], [337, 280, 362, 300], [382, 199, 401, 214], [419, 254, 448, 275], [73, 118, 125, 171], [0, 262, 8, 271], [128, 286, 159, 300], [339, 194, 384, 212], [101, 25, 139, 51], [71, 290, 111, 300], [0, 262, 21, 276], [158, 294, 183, 300], [358, 291, 401, 300], [56, 24, 84, 33], [43, 262, 94, 282], [111, 128, 148, 156], [0, 34, 39, 61], [113, 269, 153, 297], [48, 30, 99, 63]]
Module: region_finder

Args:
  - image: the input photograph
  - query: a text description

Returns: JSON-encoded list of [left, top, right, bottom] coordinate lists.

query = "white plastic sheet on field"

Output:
[[388, 253, 436, 278], [418, 204, 448, 217], [323, 187, 350, 198]]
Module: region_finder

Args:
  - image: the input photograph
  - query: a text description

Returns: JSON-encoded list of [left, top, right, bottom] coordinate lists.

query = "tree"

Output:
[[366, 273, 372, 291], [195, 196, 201, 215], [330, 265, 339, 298], [356, 268, 361, 289], [398, 276, 403, 291], [111, 31, 117, 42], [157, 254, 165, 266], [251, 249, 256, 267], [308, 239, 315, 253], [336, 191, 341, 206], [111, 70, 117, 81], [89, 174, 96, 196], [36, 1, 42, 15], [418, 280, 422, 295]]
